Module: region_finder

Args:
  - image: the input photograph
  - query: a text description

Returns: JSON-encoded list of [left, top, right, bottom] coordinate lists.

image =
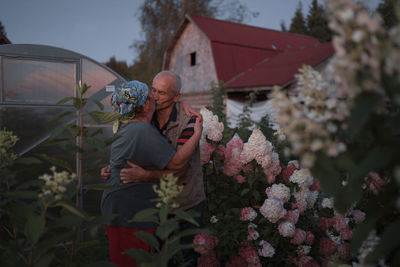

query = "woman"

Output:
[[101, 80, 201, 267]]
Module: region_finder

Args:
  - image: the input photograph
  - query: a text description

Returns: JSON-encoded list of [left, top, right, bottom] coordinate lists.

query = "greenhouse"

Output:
[[0, 44, 126, 212]]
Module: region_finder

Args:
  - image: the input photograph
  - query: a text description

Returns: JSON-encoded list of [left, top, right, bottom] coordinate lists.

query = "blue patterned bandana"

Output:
[[111, 80, 148, 117]]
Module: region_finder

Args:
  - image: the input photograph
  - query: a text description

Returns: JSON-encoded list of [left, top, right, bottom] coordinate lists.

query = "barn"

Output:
[[162, 14, 334, 126]]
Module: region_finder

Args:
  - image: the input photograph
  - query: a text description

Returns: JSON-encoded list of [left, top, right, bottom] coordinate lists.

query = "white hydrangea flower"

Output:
[[258, 240, 275, 258], [260, 198, 287, 223], [210, 215, 218, 224], [290, 169, 314, 188], [278, 221, 296, 237], [200, 107, 224, 142], [240, 128, 273, 166], [297, 245, 311, 256], [322, 197, 334, 209], [266, 183, 291, 203], [307, 190, 319, 209]]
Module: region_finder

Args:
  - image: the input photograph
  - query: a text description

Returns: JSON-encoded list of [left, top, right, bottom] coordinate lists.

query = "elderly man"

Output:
[[102, 71, 205, 265]]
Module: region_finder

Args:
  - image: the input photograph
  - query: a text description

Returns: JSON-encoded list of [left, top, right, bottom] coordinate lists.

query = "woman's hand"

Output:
[[193, 116, 203, 137], [101, 165, 111, 181], [120, 160, 149, 183]]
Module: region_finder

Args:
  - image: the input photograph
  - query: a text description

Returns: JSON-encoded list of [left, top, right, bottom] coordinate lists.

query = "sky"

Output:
[[0, 0, 381, 65]]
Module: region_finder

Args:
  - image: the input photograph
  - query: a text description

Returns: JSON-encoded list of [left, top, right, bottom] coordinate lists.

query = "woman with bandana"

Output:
[[101, 80, 202, 267]]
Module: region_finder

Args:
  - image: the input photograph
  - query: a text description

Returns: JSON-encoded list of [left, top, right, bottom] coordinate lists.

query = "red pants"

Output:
[[106, 225, 155, 267]]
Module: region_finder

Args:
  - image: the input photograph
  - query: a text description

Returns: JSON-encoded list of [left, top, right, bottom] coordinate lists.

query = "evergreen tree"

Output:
[[0, 20, 7, 37], [377, 0, 399, 29], [130, 0, 253, 86], [104, 56, 131, 80], [289, 2, 308, 35], [306, 0, 332, 42], [280, 20, 287, 32]]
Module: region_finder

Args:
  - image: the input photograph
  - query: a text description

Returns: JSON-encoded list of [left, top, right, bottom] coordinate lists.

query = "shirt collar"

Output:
[[151, 103, 177, 132]]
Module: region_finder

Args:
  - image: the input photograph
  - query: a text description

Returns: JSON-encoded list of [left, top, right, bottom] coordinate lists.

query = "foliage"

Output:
[[289, 2, 309, 36], [377, 0, 399, 29], [306, 0, 332, 42], [130, 0, 256, 85], [0, 20, 7, 37], [0, 83, 119, 266], [104, 56, 131, 80], [271, 0, 400, 265], [126, 174, 207, 267]]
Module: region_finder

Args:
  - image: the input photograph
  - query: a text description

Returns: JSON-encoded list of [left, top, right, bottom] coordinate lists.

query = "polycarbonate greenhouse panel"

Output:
[[2, 57, 77, 104]]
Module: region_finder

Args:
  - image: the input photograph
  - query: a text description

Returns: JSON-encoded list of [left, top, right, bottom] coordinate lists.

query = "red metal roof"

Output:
[[189, 15, 319, 51], [224, 42, 334, 89]]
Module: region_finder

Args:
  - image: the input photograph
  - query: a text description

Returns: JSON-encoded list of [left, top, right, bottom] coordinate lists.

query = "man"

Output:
[[102, 71, 205, 265]]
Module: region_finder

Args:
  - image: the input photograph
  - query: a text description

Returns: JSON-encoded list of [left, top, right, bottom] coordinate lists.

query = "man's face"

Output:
[[151, 75, 180, 111]]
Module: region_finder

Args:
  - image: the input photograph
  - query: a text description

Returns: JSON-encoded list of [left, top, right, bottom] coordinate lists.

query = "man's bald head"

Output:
[[153, 70, 182, 95]]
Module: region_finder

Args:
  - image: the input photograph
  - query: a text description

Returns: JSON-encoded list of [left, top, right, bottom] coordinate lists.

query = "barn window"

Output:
[[190, 52, 196, 66]]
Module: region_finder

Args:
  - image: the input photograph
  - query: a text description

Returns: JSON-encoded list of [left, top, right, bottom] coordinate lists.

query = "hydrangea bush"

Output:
[[195, 108, 367, 267]]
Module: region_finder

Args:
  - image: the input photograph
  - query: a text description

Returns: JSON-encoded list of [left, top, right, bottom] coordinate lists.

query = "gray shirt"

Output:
[[101, 121, 175, 228]]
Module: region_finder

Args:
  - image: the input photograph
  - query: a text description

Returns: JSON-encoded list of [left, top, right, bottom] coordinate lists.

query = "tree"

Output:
[[289, 2, 308, 35], [0, 20, 6, 36], [306, 0, 332, 42], [377, 0, 399, 29], [104, 56, 131, 80], [130, 0, 254, 86]]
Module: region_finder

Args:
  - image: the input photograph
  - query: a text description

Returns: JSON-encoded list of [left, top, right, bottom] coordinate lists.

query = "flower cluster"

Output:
[[200, 107, 224, 142], [0, 129, 19, 166], [194, 233, 220, 267], [152, 174, 183, 208], [38, 166, 76, 202]]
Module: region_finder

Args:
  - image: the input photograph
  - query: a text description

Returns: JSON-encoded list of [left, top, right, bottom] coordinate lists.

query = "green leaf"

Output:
[[79, 83, 91, 97], [56, 96, 74, 105], [311, 152, 341, 197], [24, 214, 46, 246], [90, 128, 103, 137], [129, 208, 159, 223], [16, 180, 43, 190], [240, 188, 250, 196], [169, 228, 211, 244], [156, 220, 179, 240], [35, 232, 72, 259], [172, 209, 199, 227], [159, 205, 168, 224], [50, 111, 73, 124], [90, 111, 120, 124], [134, 231, 160, 250], [47, 214, 84, 229], [36, 154, 73, 173], [346, 92, 379, 140], [91, 99, 104, 111], [73, 98, 88, 110], [49, 123, 73, 139], [124, 248, 152, 263], [5, 190, 39, 200], [13, 157, 41, 165], [64, 143, 83, 154], [372, 219, 400, 260], [351, 214, 379, 253], [88, 111, 102, 125], [55, 201, 87, 219], [84, 136, 106, 151], [33, 253, 54, 267], [38, 138, 69, 147]]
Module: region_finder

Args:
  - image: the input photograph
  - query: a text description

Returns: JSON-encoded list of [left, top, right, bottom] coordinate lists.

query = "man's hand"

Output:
[[120, 160, 149, 184], [101, 165, 111, 181], [180, 101, 203, 122]]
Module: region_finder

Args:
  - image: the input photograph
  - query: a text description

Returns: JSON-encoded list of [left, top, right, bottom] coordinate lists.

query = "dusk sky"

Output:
[[1, 0, 380, 64]]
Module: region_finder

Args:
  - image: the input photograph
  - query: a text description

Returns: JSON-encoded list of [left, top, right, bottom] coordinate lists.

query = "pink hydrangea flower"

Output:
[[193, 233, 219, 255], [291, 228, 306, 245], [225, 134, 244, 161], [238, 243, 262, 267], [337, 242, 351, 261], [197, 251, 220, 267], [340, 225, 353, 240], [352, 209, 366, 224], [282, 161, 300, 183], [319, 237, 337, 256], [332, 216, 347, 232], [240, 207, 257, 222], [364, 172, 386, 195], [226, 255, 247, 267], [278, 221, 296, 237], [200, 142, 215, 165], [305, 231, 315, 245], [223, 135, 244, 176], [318, 217, 332, 230], [234, 175, 246, 184], [285, 209, 300, 224], [296, 255, 319, 267], [309, 179, 321, 191]]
